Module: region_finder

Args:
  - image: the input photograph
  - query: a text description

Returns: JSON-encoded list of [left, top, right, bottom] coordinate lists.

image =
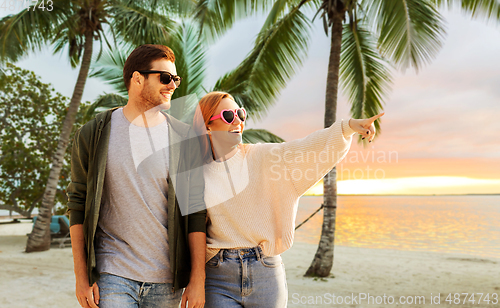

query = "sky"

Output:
[[2, 6, 499, 195]]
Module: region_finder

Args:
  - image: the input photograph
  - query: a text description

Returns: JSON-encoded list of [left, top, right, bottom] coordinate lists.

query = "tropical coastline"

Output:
[[2, 194, 500, 307], [1, 224, 499, 307]]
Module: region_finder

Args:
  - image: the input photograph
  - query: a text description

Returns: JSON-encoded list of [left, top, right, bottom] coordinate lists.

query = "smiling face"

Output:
[[138, 59, 177, 110], [207, 97, 245, 136]]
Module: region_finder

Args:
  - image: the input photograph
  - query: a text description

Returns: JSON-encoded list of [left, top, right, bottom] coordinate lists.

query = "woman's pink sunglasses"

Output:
[[210, 108, 247, 124]]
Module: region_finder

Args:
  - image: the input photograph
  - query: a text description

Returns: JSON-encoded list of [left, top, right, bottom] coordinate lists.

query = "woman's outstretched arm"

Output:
[[270, 113, 384, 197]]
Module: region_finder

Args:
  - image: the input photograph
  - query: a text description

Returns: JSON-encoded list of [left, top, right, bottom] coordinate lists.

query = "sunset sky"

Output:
[[3, 8, 499, 195]]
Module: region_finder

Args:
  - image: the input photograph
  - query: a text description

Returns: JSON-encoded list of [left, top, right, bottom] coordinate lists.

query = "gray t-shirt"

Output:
[[95, 108, 173, 283]]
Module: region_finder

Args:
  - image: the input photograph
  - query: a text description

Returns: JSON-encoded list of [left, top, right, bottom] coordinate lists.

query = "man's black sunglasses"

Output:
[[135, 70, 182, 87]]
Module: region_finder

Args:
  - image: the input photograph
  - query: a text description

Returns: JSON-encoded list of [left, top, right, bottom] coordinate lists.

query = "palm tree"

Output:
[[0, 0, 182, 252], [88, 5, 313, 142], [286, 0, 500, 277]]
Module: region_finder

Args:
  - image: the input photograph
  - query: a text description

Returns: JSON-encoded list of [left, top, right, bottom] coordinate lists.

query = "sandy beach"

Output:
[[0, 221, 499, 307]]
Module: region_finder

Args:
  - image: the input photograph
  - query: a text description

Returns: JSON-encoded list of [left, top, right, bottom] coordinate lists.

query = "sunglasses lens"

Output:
[[222, 110, 235, 124], [237, 109, 246, 122], [173, 77, 181, 87], [160, 73, 172, 85], [160, 73, 181, 87]]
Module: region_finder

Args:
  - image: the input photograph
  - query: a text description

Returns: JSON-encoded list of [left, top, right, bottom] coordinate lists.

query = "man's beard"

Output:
[[139, 85, 171, 112]]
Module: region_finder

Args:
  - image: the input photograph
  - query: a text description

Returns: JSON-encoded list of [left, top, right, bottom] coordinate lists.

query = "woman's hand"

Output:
[[348, 113, 385, 142]]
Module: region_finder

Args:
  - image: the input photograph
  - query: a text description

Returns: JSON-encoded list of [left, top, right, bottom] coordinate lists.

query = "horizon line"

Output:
[[303, 193, 500, 197]]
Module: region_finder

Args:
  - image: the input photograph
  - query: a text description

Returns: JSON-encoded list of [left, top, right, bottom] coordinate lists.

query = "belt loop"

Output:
[[254, 246, 261, 260], [218, 249, 224, 262]]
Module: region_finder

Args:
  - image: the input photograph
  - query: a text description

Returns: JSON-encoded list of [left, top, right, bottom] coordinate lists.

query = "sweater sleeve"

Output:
[[66, 126, 89, 226], [276, 120, 355, 197]]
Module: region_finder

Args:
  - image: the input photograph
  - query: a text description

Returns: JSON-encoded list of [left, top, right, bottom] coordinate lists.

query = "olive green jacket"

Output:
[[66, 107, 207, 290]]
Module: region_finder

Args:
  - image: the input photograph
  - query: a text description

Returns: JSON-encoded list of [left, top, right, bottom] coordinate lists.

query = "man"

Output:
[[67, 44, 206, 308]]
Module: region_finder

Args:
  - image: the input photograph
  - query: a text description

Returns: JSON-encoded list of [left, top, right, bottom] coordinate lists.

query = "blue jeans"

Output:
[[205, 246, 288, 308], [97, 273, 182, 308]]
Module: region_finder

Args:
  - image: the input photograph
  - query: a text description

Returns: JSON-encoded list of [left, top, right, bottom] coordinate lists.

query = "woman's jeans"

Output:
[[205, 246, 288, 308], [97, 273, 182, 308]]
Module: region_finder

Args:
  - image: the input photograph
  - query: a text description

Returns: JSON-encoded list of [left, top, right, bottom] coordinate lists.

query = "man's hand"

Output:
[[75, 280, 99, 308], [182, 231, 206, 308], [349, 112, 385, 142], [70, 224, 99, 308], [181, 277, 205, 308]]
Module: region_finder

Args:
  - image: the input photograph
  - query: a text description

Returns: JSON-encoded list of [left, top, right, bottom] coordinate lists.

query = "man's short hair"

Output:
[[123, 44, 176, 91]]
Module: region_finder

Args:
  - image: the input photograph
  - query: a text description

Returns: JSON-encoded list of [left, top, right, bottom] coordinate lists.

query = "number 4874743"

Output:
[[25, 0, 54, 11]]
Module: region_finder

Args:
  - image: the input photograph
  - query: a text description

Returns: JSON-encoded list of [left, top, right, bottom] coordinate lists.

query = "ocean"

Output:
[[294, 195, 500, 259]]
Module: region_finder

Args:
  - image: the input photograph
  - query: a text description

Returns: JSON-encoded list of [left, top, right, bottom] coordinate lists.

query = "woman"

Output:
[[194, 92, 383, 307]]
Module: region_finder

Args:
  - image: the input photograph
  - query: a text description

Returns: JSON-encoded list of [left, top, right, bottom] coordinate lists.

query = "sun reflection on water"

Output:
[[294, 195, 500, 258]]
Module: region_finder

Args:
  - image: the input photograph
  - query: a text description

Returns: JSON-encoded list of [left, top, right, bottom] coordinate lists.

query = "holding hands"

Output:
[[348, 113, 385, 142]]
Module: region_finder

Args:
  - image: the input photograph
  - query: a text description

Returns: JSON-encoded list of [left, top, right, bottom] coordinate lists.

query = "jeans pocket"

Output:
[[260, 255, 282, 268], [206, 254, 220, 268]]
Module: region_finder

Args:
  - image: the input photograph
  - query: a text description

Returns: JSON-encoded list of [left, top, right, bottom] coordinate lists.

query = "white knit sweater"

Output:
[[203, 120, 356, 262]]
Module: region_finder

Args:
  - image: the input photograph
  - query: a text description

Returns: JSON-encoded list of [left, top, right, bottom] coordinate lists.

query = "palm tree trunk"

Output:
[[26, 31, 94, 252], [305, 8, 344, 277]]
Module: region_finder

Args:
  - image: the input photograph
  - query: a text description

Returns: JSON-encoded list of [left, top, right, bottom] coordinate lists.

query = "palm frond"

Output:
[[167, 94, 201, 124], [366, 0, 446, 72], [242, 128, 285, 143], [193, 0, 275, 42], [90, 47, 130, 96], [213, 6, 312, 120], [49, 0, 111, 67], [164, 22, 207, 123], [153, 0, 197, 16], [460, 0, 500, 21], [261, 0, 290, 29], [0, 3, 66, 62], [84, 93, 128, 122], [432, 0, 500, 21], [52, 22, 84, 68], [261, 0, 320, 30], [340, 21, 392, 144], [110, 0, 176, 46], [168, 22, 207, 100], [297, 0, 323, 9], [120, 0, 195, 16]]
